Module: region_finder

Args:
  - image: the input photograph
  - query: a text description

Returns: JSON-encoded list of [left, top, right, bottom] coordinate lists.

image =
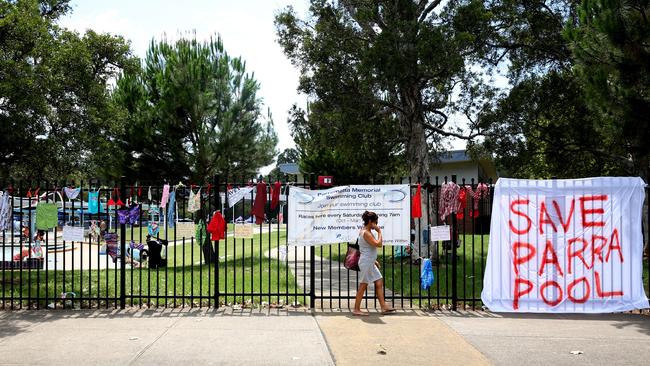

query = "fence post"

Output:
[[309, 174, 316, 309], [214, 174, 220, 309], [451, 175, 458, 311], [119, 176, 126, 309]]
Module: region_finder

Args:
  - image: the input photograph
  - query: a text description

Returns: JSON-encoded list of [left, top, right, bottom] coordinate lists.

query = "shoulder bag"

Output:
[[344, 238, 360, 271]]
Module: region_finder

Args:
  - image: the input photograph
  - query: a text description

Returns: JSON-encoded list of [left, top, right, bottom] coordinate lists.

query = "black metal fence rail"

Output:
[[0, 176, 648, 310]]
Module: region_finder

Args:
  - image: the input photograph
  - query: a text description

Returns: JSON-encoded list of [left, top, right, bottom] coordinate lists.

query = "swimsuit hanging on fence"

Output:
[[439, 182, 461, 221], [271, 181, 281, 210], [0, 191, 11, 231], [129, 241, 145, 251], [26, 188, 40, 200], [195, 219, 208, 246], [88, 189, 100, 214], [187, 188, 201, 213], [64, 187, 81, 200], [107, 188, 123, 207], [135, 185, 142, 204], [420, 258, 434, 290], [207, 211, 226, 241], [167, 191, 176, 228], [117, 204, 140, 225], [456, 188, 467, 220], [464, 183, 489, 218], [412, 183, 422, 218], [103, 232, 119, 262], [147, 206, 160, 237], [88, 220, 101, 242], [32, 240, 44, 259], [148, 221, 159, 237], [161, 184, 170, 208]]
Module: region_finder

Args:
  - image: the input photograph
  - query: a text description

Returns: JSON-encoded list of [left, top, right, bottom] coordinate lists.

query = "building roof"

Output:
[[278, 162, 301, 174], [438, 150, 471, 163]]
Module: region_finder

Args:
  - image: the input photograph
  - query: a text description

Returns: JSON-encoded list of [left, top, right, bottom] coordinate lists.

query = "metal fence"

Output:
[[0, 176, 647, 310]]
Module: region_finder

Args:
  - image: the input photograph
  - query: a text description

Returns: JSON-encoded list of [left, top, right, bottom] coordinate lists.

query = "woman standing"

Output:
[[353, 211, 396, 316]]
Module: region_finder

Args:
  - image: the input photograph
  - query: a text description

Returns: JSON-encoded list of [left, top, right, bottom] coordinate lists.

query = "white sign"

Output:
[[288, 185, 409, 246], [481, 177, 650, 313], [429, 225, 451, 242], [62, 226, 85, 242], [175, 222, 195, 239], [234, 223, 254, 239]]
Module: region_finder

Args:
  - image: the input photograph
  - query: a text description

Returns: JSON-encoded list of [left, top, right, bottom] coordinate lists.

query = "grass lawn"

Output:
[[0, 227, 302, 308], [319, 235, 650, 309]]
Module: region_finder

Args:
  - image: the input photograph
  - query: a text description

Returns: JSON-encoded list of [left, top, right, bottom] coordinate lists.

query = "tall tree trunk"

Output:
[[401, 84, 432, 179], [406, 120, 431, 179], [401, 88, 434, 261]]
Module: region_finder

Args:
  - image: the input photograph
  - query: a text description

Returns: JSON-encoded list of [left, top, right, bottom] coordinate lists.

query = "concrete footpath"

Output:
[[0, 309, 333, 366], [1, 309, 649, 365], [265, 248, 407, 308], [435, 311, 650, 366]]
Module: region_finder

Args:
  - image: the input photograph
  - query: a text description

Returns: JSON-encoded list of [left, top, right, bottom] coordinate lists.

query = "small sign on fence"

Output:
[[62, 225, 85, 242], [429, 225, 451, 242], [234, 223, 254, 239], [175, 222, 195, 239]]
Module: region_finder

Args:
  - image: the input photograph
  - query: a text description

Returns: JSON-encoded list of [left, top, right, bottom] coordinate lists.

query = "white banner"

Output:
[[481, 177, 649, 313], [288, 185, 409, 246]]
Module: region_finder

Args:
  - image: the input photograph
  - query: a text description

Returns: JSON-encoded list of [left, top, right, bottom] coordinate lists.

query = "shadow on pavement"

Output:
[[2, 307, 648, 340], [432, 309, 650, 337]]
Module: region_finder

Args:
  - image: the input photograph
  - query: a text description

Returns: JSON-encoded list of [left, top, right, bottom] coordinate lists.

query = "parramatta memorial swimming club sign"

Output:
[[287, 185, 410, 246], [482, 177, 649, 313]]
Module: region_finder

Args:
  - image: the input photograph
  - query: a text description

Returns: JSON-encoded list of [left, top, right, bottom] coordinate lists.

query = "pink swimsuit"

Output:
[[161, 184, 170, 208]]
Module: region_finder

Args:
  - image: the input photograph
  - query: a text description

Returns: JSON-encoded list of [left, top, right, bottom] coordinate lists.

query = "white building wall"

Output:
[[430, 162, 479, 184]]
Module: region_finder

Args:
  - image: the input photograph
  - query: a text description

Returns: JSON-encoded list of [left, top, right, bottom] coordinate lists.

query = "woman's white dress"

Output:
[[358, 230, 383, 284]]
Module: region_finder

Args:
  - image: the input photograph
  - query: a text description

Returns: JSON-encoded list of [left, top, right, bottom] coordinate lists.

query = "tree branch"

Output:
[[423, 107, 449, 126], [418, 0, 443, 23], [422, 122, 482, 139], [486, 42, 530, 50], [377, 98, 407, 115]]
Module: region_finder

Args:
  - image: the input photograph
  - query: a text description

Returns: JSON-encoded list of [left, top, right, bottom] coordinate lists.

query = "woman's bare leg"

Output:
[[375, 279, 395, 312], [353, 283, 369, 315]]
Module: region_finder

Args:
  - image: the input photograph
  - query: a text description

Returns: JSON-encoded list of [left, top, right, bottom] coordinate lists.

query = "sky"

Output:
[[59, 0, 310, 174]]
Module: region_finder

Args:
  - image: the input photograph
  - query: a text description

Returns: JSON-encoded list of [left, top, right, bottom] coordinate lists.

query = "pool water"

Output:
[[1, 244, 74, 261]]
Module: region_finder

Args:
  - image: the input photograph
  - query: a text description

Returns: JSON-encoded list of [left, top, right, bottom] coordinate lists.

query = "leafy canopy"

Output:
[[110, 35, 278, 182], [0, 0, 136, 180], [275, 0, 490, 179]]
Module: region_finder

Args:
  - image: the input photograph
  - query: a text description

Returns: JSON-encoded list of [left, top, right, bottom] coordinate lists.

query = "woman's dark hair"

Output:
[[362, 211, 378, 225]]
